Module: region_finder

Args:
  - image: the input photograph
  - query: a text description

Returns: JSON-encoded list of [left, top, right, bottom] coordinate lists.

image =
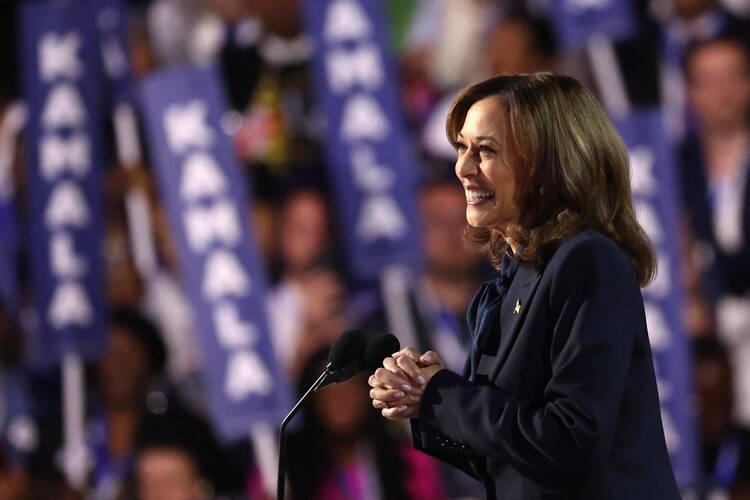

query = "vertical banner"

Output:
[[301, 0, 422, 283], [139, 66, 287, 439], [550, 0, 635, 49], [616, 109, 698, 488], [19, 0, 107, 361], [0, 178, 18, 311], [96, 0, 131, 108]]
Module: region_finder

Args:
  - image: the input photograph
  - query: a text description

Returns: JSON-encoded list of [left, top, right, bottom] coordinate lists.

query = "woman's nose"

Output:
[[455, 151, 478, 179]]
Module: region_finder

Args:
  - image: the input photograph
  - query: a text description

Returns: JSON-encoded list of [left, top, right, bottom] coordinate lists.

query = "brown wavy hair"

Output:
[[447, 73, 656, 287]]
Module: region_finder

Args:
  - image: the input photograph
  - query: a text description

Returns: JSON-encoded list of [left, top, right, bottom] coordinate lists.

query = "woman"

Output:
[[368, 74, 681, 499]]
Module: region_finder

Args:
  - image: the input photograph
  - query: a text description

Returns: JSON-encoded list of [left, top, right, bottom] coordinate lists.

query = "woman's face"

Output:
[[454, 97, 519, 232]]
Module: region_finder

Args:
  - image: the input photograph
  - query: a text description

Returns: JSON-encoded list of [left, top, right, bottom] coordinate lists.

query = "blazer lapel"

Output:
[[494, 263, 543, 370]]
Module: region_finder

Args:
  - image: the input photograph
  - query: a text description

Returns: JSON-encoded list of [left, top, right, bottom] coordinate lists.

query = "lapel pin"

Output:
[[514, 299, 521, 315]]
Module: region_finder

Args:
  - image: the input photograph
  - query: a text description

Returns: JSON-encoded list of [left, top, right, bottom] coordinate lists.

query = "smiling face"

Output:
[[454, 96, 520, 233]]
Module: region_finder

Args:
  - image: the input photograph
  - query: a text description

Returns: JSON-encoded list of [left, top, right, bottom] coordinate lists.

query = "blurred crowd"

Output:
[[1, 0, 750, 499]]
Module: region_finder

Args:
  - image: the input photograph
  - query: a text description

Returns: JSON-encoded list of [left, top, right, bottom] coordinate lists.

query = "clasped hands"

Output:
[[368, 347, 446, 420]]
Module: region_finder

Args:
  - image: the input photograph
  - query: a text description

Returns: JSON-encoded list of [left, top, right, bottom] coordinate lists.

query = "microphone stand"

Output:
[[277, 364, 329, 500]]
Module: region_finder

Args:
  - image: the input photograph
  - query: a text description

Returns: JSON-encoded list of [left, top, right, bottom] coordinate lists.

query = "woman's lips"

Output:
[[465, 189, 495, 205]]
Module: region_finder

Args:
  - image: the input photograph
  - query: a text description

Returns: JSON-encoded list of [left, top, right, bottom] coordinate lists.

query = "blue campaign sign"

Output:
[[615, 109, 698, 488], [139, 66, 288, 439], [96, 0, 132, 108], [19, 0, 107, 361], [0, 186, 18, 312], [302, 0, 422, 283], [551, 0, 636, 49]]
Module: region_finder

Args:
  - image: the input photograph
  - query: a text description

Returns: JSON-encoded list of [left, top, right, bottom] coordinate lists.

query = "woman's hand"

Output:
[[368, 348, 446, 420]]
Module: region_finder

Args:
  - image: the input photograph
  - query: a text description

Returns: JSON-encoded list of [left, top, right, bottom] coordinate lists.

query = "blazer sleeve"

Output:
[[414, 237, 639, 488], [409, 418, 482, 480]]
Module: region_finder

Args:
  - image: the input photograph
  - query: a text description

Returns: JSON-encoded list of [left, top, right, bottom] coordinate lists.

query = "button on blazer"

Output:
[[411, 230, 681, 500]]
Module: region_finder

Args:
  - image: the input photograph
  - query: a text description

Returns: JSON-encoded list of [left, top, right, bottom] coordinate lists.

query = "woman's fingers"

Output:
[[372, 399, 387, 409], [419, 350, 446, 369], [381, 404, 419, 420], [395, 354, 425, 386], [369, 387, 405, 403], [383, 357, 422, 389], [371, 367, 416, 393], [392, 347, 421, 362]]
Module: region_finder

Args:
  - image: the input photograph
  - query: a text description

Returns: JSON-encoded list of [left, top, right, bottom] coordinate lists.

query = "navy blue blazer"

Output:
[[411, 230, 680, 499]]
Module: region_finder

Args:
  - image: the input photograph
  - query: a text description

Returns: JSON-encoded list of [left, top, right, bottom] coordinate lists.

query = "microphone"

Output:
[[277, 330, 399, 500], [315, 332, 400, 391]]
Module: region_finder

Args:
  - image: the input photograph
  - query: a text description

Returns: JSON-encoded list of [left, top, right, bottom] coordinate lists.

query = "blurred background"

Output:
[[1, 0, 750, 499]]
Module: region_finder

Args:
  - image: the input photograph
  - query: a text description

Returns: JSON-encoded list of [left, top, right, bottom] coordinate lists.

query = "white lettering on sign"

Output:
[[35, 25, 100, 341], [326, 44, 383, 93], [39, 33, 82, 82], [340, 94, 389, 141], [644, 302, 670, 350], [357, 195, 407, 241], [225, 350, 272, 399], [351, 146, 394, 191], [324, 0, 372, 42], [164, 100, 213, 153], [45, 181, 90, 228], [214, 302, 257, 349], [42, 83, 86, 128], [184, 200, 241, 252], [202, 249, 250, 300], [645, 254, 671, 299], [48, 281, 92, 328], [629, 147, 657, 195], [50, 232, 87, 278], [634, 200, 663, 244], [160, 93, 279, 412], [40, 133, 90, 180], [180, 152, 228, 201]]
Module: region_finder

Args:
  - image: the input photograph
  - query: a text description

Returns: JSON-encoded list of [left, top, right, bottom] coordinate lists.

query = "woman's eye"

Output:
[[455, 142, 467, 153], [479, 145, 495, 155]]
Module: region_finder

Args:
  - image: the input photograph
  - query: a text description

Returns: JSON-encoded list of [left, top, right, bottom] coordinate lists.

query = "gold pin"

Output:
[[514, 300, 521, 314]]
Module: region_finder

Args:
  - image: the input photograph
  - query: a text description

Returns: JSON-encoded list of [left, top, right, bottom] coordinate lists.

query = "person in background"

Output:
[[0, 305, 30, 500], [286, 347, 446, 500], [266, 187, 347, 380], [132, 411, 229, 500], [693, 336, 750, 500], [88, 307, 168, 500], [681, 35, 750, 423], [419, 9, 558, 162], [486, 12, 557, 77], [656, 0, 750, 138]]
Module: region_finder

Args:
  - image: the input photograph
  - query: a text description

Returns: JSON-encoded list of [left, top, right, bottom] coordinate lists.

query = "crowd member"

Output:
[[266, 187, 347, 379], [657, 0, 750, 138], [0, 305, 30, 500], [420, 9, 558, 162], [693, 337, 750, 499], [681, 35, 750, 422], [131, 411, 240, 500], [286, 347, 445, 500], [142, 198, 207, 415], [359, 174, 486, 372], [87, 307, 168, 499]]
